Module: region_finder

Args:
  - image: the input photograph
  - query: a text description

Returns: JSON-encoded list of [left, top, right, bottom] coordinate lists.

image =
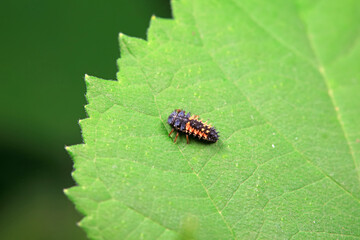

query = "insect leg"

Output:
[[174, 132, 179, 143], [168, 128, 174, 136], [186, 135, 189, 144]]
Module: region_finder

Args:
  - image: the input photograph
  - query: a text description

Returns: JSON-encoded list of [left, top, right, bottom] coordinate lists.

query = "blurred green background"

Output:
[[0, 1, 171, 239]]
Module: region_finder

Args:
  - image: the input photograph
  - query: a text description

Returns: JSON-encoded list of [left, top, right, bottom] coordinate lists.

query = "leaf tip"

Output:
[[84, 74, 98, 86], [63, 188, 70, 196], [65, 145, 76, 156], [151, 14, 156, 20]]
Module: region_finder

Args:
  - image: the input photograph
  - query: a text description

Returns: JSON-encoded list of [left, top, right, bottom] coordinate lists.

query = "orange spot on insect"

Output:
[[186, 122, 191, 131]]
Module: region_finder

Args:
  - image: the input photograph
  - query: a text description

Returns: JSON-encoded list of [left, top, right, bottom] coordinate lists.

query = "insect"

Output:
[[167, 109, 219, 144]]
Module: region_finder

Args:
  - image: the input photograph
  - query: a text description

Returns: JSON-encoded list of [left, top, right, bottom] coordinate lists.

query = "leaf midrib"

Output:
[[293, 7, 360, 185]]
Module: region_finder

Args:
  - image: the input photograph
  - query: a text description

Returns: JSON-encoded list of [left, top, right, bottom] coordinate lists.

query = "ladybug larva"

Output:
[[167, 109, 219, 144]]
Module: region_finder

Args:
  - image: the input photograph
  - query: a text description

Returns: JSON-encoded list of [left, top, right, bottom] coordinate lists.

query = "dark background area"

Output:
[[0, 1, 171, 239]]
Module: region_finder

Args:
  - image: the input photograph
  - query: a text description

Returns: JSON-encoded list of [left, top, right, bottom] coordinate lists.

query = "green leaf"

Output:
[[65, 0, 360, 239]]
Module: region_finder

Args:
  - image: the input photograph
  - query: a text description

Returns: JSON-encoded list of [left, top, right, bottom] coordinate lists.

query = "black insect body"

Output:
[[167, 109, 219, 144]]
